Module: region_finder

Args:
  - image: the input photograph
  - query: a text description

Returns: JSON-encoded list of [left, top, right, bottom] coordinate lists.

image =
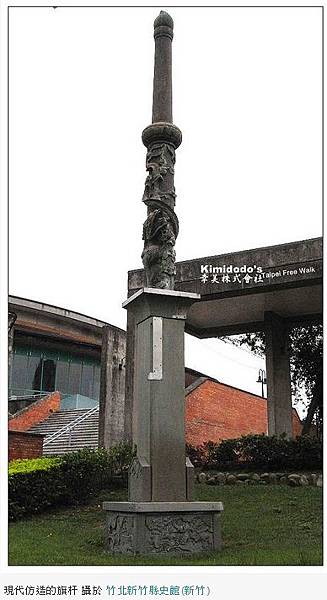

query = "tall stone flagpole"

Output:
[[141, 11, 182, 290], [103, 11, 223, 556]]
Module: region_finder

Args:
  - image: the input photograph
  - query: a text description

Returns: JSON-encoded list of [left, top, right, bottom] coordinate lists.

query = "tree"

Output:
[[290, 325, 323, 437], [223, 323, 323, 438]]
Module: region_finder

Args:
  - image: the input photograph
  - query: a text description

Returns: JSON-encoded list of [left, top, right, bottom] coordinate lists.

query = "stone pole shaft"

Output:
[[141, 11, 182, 290], [152, 12, 173, 123]]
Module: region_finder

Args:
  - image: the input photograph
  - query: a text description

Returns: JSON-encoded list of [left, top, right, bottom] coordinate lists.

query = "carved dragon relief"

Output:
[[142, 142, 179, 289], [144, 514, 213, 554], [143, 143, 176, 206]]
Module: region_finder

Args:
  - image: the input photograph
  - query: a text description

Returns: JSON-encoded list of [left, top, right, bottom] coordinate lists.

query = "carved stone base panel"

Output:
[[103, 502, 223, 555], [105, 514, 136, 555]]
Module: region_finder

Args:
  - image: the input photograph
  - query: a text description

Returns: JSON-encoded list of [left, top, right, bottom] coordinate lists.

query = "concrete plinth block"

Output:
[[103, 501, 223, 555], [128, 456, 151, 502], [186, 457, 194, 500]]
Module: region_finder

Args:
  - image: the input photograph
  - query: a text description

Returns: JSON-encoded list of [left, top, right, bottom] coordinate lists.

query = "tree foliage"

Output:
[[223, 323, 323, 437]]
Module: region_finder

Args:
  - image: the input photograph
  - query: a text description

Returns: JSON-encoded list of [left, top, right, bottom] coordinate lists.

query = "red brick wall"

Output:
[[185, 371, 200, 388], [292, 409, 303, 437], [185, 379, 301, 445], [9, 431, 44, 461], [8, 391, 61, 432]]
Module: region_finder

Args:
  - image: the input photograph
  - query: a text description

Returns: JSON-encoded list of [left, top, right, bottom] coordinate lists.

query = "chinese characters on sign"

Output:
[[3, 584, 211, 598], [199, 263, 315, 285], [199, 263, 264, 285], [200, 272, 265, 285]]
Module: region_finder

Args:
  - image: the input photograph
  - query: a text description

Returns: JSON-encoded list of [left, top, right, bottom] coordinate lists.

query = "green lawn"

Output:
[[9, 484, 323, 566]]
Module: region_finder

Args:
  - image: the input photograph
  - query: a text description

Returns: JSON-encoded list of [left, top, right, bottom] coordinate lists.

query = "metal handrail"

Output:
[[43, 405, 99, 447], [9, 390, 50, 401], [9, 394, 47, 401]]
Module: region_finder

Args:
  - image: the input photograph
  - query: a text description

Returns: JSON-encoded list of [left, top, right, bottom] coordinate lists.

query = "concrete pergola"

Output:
[[126, 236, 322, 438]]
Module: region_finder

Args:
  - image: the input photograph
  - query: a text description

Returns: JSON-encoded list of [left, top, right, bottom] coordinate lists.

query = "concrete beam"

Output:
[[9, 295, 125, 349], [129, 238, 323, 297], [128, 238, 322, 338], [185, 313, 323, 339]]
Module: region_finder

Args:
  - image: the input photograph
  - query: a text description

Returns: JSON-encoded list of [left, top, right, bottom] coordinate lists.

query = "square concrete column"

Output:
[[103, 288, 224, 555], [265, 311, 293, 437], [8, 326, 15, 393], [123, 309, 135, 444], [8, 312, 17, 397], [99, 325, 126, 448], [125, 287, 199, 502]]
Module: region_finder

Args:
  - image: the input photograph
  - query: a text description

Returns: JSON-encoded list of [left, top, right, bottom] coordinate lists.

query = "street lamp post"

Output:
[[257, 368, 267, 398]]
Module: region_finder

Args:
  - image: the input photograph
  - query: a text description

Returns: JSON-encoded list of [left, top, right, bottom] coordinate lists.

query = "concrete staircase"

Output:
[[29, 407, 99, 456]]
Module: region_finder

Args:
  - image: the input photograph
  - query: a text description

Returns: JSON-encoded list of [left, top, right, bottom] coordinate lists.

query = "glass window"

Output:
[[55, 356, 70, 394], [68, 361, 82, 395], [80, 363, 94, 398], [41, 359, 56, 392], [32, 358, 44, 392], [11, 338, 101, 400], [26, 351, 41, 393], [42, 349, 58, 362], [93, 365, 101, 400], [11, 350, 28, 393]]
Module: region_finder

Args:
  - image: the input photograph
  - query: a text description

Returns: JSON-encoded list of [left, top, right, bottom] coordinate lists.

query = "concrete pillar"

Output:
[[123, 309, 135, 444], [8, 312, 17, 395], [98, 326, 126, 448], [124, 288, 199, 502], [265, 311, 293, 437]]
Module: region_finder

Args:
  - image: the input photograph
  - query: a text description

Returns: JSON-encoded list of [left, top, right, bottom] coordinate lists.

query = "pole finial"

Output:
[[154, 11, 174, 26], [154, 11, 174, 39]]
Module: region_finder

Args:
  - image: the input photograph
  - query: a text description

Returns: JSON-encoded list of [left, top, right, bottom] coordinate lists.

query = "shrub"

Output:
[[9, 444, 134, 521], [9, 457, 61, 475], [186, 434, 322, 472], [185, 443, 207, 468], [107, 441, 136, 477], [210, 439, 239, 468], [9, 459, 65, 521], [292, 434, 323, 470], [233, 434, 294, 470]]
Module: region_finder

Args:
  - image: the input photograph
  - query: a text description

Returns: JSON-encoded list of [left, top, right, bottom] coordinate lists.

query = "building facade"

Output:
[[8, 296, 126, 447], [9, 296, 303, 458]]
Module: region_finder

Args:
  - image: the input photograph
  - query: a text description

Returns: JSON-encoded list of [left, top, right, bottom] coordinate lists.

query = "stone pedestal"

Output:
[[103, 288, 224, 555], [103, 502, 223, 555], [124, 288, 200, 502]]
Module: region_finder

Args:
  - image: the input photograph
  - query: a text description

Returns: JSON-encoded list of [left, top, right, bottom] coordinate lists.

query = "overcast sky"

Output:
[[9, 6, 322, 397]]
